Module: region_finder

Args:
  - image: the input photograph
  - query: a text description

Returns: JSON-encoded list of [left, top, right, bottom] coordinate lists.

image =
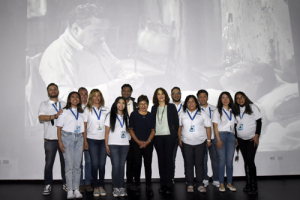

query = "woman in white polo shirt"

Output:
[[105, 97, 130, 198], [212, 91, 236, 193], [233, 91, 262, 195], [178, 95, 212, 193], [83, 89, 109, 197], [57, 91, 85, 199]]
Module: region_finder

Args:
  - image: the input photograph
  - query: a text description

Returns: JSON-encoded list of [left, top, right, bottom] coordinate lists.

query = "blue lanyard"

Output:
[[177, 104, 182, 113], [116, 115, 125, 128], [69, 108, 79, 120], [201, 107, 212, 118], [222, 108, 232, 121], [187, 110, 198, 121], [93, 107, 102, 120], [52, 102, 61, 113], [239, 111, 245, 120]]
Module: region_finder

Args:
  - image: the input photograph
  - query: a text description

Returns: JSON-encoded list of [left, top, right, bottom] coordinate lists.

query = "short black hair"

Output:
[[121, 84, 133, 91], [171, 87, 181, 93], [137, 95, 149, 104], [78, 87, 88, 93], [47, 83, 58, 91], [197, 89, 208, 98]]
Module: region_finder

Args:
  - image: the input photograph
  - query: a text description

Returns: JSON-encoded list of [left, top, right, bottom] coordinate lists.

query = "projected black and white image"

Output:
[[26, 0, 300, 155]]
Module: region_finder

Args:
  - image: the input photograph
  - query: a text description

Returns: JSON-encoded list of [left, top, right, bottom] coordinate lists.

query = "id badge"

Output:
[[75, 125, 81, 133], [238, 124, 243, 131], [121, 131, 126, 138], [189, 125, 195, 132], [97, 123, 103, 132]]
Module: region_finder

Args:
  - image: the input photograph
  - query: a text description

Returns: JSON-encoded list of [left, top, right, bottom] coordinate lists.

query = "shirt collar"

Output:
[[62, 28, 85, 51]]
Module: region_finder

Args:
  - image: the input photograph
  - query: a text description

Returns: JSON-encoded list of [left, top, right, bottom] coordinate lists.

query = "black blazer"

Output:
[[151, 103, 179, 139], [130, 97, 139, 112]]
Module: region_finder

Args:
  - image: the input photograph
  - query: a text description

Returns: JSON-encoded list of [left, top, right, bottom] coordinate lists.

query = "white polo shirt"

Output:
[[105, 113, 129, 145], [57, 108, 86, 133], [201, 104, 216, 139], [212, 107, 235, 133], [38, 100, 66, 140], [235, 104, 262, 140], [172, 101, 183, 115], [127, 100, 134, 116], [84, 106, 110, 140], [179, 109, 212, 145]]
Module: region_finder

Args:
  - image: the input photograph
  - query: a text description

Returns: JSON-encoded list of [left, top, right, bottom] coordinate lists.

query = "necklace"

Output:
[[157, 106, 166, 124]]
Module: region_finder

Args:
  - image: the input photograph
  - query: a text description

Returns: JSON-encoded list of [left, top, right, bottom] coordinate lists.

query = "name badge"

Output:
[[121, 131, 126, 138], [75, 126, 81, 133], [97, 123, 103, 132], [238, 124, 243, 131], [189, 125, 195, 132]]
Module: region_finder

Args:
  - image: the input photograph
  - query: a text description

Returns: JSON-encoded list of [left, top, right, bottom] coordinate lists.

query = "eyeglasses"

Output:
[[138, 103, 148, 106], [236, 96, 244, 100], [172, 92, 181, 95]]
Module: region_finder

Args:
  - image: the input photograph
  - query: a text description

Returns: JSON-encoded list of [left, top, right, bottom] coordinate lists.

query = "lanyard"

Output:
[[187, 110, 198, 121], [116, 115, 125, 128], [177, 104, 182, 113], [201, 107, 212, 118], [70, 108, 79, 120], [239, 111, 245, 120], [52, 102, 61, 113], [222, 108, 232, 121], [93, 107, 102, 120]]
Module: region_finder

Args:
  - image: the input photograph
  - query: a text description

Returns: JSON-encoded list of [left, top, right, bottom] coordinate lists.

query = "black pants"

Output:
[[126, 140, 135, 183], [132, 141, 153, 186], [237, 137, 257, 169], [153, 135, 175, 189], [182, 141, 206, 187]]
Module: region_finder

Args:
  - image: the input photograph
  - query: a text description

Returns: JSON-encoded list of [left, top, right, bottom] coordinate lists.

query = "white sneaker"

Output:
[[119, 188, 127, 196], [43, 184, 51, 195], [203, 179, 209, 187], [213, 181, 220, 187], [67, 191, 74, 199], [99, 187, 106, 196], [112, 188, 120, 197], [74, 190, 83, 198]]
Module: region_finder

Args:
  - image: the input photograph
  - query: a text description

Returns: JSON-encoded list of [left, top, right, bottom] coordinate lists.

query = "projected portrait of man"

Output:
[[39, 4, 143, 101]]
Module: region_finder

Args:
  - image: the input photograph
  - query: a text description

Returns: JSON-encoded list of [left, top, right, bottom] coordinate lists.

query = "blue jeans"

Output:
[[61, 131, 83, 191], [204, 139, 219, 181], [44, 140, 66, 185], [87, 139, 107, 188], [216, 132, 236, 184], [109, 145, 129, 188], [80, 150, 92, 185]]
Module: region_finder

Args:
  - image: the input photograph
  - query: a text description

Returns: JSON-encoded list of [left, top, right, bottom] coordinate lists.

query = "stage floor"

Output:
[[1, 177, 300, 200]]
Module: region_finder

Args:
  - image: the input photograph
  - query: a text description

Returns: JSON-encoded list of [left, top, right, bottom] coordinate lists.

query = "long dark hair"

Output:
[[183, 95, 201, 112], [217, 91, 234, 118], [152, 87, 170, 106], [233, 91, 254, 116], [109, 97, 129, 132], [64, 91, 84, 113]]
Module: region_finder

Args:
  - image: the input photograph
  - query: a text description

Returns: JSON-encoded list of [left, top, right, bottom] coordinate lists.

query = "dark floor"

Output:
[[1, 177, 300, 200]]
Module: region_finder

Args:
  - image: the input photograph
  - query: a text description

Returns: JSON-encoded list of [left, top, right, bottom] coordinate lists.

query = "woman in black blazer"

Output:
[[151, 88, 179, 194]]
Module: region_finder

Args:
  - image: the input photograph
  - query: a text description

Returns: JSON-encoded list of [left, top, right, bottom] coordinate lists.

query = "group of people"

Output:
[[38, 83, 262, 199]]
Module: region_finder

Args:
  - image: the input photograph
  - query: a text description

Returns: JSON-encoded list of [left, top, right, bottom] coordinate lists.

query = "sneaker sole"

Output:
[[100, 193, 106, 196], [93, 194, 100, 197], [42, 192, 50, 196]]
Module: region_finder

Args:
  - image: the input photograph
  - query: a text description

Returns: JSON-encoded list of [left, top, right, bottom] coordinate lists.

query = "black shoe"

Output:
[[146, 186, 154, 196], [135, 186, 141, 196], [165, 189, 172, 195], [248, 167, 258, 195], [158, 186, 166, 193], [127, 182, 136, 191]]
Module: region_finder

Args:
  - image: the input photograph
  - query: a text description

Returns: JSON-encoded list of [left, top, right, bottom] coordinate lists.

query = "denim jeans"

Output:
[[61, 131, 83, 191], [44, 140, 66, 185], [216, 132, 236, 184], [87, 138, 107, 188], [109, 145, 129, 188], [80, 150, 92, 185], [204, 139, 219, 181]]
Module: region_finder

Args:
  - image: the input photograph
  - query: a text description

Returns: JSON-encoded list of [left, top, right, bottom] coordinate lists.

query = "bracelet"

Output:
[[207, 140, 211, 142], [54, 114, 57, 119], [148, 139, 151, 143]]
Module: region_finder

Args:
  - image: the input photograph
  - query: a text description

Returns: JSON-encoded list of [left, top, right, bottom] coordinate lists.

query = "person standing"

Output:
[[57, 91, 86, 199], [129, 95, 155, 196], [121, 84, 138, 191], [83, 89, 109, 197], [105, 97, 130, 197], [178, 95, 212, 193], [233, 91, 262, 195], [78, 87, 93, 192], [170, 87, 183, 183], [197, 89, 220, 188], [212, 92, 236, 192], [151, 88, 179, 194], [38, 83, 67, 195]]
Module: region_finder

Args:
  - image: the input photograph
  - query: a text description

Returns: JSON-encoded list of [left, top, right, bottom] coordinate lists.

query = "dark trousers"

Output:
[[153, 135, 175, 189], [126, 140, 135, 183], [173, 137, 179, 179], [132, 141, 153, 187], [44, 140, 66, 185], [237, 137, 257, 169], [182, 141, 206, 187]]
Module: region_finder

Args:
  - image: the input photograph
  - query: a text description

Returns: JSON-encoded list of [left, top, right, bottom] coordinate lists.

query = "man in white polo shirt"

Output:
[[170, 86, 183, 182], [197, 89, 220, 188], [38, 83, 67, 195]]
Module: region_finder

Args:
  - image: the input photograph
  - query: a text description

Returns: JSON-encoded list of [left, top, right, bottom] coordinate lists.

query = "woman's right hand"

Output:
[[179, 140, 182, 147], [137, 140, 144, 147], [216, 140, 223, 150], [84, 140, 89, 150], [106, 145, 110, 156], [59, 142, 65, 153]]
